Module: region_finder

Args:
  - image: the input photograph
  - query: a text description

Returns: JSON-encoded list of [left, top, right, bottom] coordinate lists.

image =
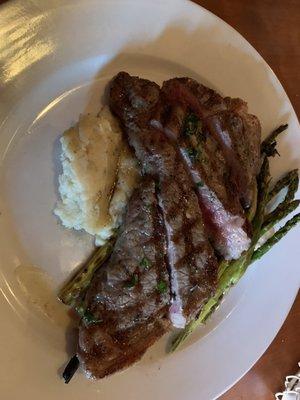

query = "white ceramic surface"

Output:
[[0, 1, 299, 399]]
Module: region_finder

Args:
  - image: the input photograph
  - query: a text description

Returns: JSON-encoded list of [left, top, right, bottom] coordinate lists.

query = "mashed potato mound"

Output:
[[54, 106, 140, 245]]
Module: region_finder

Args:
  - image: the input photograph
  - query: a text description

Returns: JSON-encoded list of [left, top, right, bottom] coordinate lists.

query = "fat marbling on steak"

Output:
[[110, 72, 218, 329], [78, 179, 170, 379]]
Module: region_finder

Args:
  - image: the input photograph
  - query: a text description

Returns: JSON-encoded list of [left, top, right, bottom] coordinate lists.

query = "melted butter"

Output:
[[14, 265, 69, 327]]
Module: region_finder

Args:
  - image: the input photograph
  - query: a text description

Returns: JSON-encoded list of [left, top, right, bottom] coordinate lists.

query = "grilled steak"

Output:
[[161, 78, 261, 208], [110, 72, 218, 328], [76, 71, 261, 379], [149, 77, 261, 259], [78, 179, 170, 379]]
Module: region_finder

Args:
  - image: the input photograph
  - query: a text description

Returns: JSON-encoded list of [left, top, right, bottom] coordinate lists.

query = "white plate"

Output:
[[0, 1, 299, 399]]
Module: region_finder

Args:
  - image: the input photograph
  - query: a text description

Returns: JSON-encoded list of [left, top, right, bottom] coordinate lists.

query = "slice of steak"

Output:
[[152, 102, 251, 260], [78, 179, 170, 379], [153, 77, 261, 259], [110, 72, 217, 328], [161, 77, 261, 208]]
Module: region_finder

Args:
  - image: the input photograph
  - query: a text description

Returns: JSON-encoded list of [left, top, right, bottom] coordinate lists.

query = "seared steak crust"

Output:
[[78, 179, 170, 379]]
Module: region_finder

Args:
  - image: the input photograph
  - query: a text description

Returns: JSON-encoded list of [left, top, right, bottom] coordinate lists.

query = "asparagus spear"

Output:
[[170, 117, 300, 351], [252, 157, 270, 236], [262, 166, 299, 235], [267, 169, 299, 203], [171, 254, 249, 351], [264, 168, 299, 222], [58, 240, 114, 307], [170, 148, 300, 352], [251, 213, 300, 263], [60, 243, 113, 384], [261, 124, 288, 157], [217, 260, 229, 280], [261, 200, 300, 238], [171, 212, 300, 351]]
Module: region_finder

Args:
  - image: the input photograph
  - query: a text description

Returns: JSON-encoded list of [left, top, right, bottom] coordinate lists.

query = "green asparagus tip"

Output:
[[267, 169, 299, 204], [261, 124, 288, 157], [252, 212, 300, 263], [262, 199, 300, 236]]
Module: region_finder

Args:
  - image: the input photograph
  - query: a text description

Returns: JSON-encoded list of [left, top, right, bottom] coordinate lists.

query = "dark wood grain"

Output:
[[193, 1, 300, 398], [195, 0, 300, 119]]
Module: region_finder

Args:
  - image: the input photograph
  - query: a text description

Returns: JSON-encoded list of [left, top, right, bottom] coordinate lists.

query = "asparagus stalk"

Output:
[[171, 213, 300, 352], [171, 254, 249, 351], [172, 211, 300, 351], [218, 159, 271, 280], [261, 200, 300, 238], [252, 157, 270, 237], [251, 213, 300, 263], [261, 167, 299, 237], [170, 120, 300, 352], [217, 260, 229, 280], [58, 240, 114, 307], [170, 153, 300, 352], [267, 169, 299, 203], [60, 242, 113, 384], [261, 124, 288, 157]]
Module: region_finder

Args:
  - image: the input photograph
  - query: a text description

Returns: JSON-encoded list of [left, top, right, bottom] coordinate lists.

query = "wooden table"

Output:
[[193, 1, 300, 398], [0, 0, 299, 398]]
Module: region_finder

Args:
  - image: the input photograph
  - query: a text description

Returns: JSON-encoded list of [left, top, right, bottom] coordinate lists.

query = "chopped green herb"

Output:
[[182, 113, 202, 137], [185, 147, 200, 163], [74, 303, 85, 318], [125, 273, 138, 288], [196, 181, 204, 188], [156, 280, 168, 293], [155, 180, 161, 191], [146, 203, 152, 211], [141, 164, 150, 175], [82, 310, 102, 326], [139, 257, 151, 269], [136, 159, 141, 168], [75, 303, 102, 325]]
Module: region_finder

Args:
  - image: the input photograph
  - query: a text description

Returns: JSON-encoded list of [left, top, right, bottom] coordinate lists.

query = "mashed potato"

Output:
[[54, 106, 140, 245]]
